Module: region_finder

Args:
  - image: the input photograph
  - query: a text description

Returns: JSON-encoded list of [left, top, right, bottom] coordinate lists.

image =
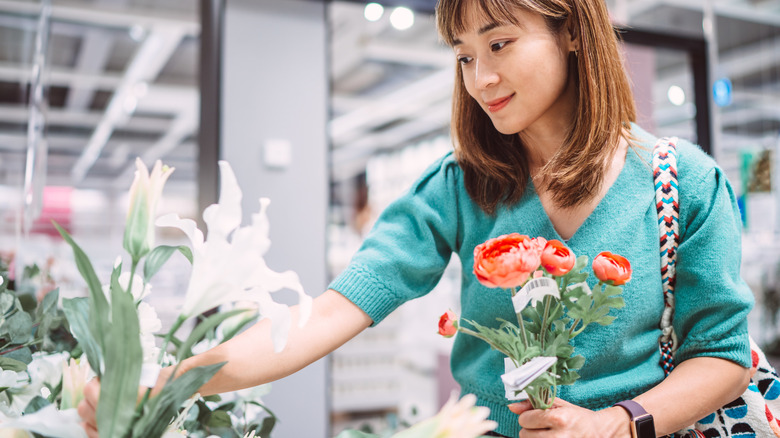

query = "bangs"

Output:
[[436, 0, 524, 46]]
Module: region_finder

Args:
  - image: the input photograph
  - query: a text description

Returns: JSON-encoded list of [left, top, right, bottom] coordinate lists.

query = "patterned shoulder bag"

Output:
[[653, 137, 780, 437]]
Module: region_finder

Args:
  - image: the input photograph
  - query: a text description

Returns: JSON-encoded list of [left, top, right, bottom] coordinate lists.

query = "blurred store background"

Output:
[[0, 0, 779, 437]]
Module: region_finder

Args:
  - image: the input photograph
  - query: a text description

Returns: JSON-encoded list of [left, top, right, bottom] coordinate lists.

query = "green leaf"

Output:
[[143, 245, 192, 282], [258, 415, 277, 437], [36, 288, 59, 320], [177, 309, 246, 361], [131, 362, 225, 438], [4, 347, 32, 365], [565, 355, 585, 370], [62, 298, 103, 377], [207, 410, 232, 428], [0, 356, 27, 372], [53, 222, 111, 374], [23, 395, 51, 414], [0, 293, 14, 314], [97, 277, 143, 438], [6, 311, 33, 344]]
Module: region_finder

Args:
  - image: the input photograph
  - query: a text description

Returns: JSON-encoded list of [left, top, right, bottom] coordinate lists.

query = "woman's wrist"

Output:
[[598, 406, 633, 438]]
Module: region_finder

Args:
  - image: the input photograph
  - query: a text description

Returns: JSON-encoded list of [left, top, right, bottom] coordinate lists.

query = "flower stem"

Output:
[[511, 287, 529, 349], [158, 314, 187, 364], [127, 259, 138, 297], [539, 295, 553, 352]]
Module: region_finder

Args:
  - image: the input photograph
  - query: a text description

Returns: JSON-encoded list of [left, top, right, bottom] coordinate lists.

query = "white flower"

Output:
[[0, 370, 24, 390], [4, 353, 67, 413], [393, 393, 497, 438], [101, 272, 152, 304], [60, 358, 93, 410], [0, 405, 85, 438], [156, 161, 312, 352], [138, 301, 162, 364], [124, 158, 175, 262]]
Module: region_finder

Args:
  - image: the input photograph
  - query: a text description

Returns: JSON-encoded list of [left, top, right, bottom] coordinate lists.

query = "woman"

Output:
[[80, 0, 753, 436]]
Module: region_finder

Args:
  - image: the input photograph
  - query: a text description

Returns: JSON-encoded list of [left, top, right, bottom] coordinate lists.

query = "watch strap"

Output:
[[614, 400, 655, 438], [615, 400, 649, 420]]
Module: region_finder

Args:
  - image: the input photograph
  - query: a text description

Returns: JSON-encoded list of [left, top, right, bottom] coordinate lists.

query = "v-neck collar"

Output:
[[527, 144, 651, 247]]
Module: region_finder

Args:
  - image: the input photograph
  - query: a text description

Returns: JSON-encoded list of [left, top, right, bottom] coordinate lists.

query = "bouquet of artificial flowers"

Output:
[[439, 234, 631, 409]]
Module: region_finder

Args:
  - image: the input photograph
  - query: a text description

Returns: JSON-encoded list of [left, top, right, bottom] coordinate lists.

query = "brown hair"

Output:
[[436, 0, 637, 214]]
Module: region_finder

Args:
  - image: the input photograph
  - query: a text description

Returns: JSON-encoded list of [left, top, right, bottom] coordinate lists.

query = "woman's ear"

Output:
[[565, 15, 581, 53]]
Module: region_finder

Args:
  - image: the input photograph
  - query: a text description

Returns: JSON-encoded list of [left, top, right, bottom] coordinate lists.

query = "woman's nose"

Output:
[[474, 59, 499, 89]]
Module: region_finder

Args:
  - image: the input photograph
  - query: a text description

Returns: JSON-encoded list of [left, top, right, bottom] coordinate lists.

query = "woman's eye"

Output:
[[457, 56, 473, 65], [490, 41, 508, 52]]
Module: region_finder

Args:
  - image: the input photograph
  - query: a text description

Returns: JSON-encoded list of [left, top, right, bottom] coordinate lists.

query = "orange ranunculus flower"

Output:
[[438, 310, 459, 338], [473, 233, 543, 289], [592, 252, 632, 285], [541, 239, 575, 276]]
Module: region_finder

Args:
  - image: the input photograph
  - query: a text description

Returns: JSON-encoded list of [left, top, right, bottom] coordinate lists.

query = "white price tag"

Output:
[[512, 277, 558, 312], [502, 356, 557, 400]]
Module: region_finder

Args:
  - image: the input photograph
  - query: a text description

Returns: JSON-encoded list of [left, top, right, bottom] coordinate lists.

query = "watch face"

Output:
[[635, 416, 655, 438]]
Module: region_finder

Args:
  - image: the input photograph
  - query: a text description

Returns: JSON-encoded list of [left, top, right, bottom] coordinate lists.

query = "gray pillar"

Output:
[[222, 1, 330, 436]]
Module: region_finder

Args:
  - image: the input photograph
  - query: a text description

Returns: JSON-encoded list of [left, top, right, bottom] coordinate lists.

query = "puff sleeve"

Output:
[[328, 155, 461, 325], [672, 148, 754, 368]]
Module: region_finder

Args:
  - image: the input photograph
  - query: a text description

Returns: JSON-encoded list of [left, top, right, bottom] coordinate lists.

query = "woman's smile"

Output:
[[486, 94, 514, 112]]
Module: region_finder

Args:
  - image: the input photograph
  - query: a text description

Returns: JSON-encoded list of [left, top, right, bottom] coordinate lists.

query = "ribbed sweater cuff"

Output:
[[328, 264, 401, 326]]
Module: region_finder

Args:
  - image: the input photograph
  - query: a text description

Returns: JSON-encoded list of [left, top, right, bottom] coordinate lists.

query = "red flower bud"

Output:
[[438, 310, 459, 338], [592, 252, 632, 285], [541, 239, 575, 276]]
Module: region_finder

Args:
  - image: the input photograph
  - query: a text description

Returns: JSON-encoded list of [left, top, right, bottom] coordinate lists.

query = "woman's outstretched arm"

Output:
[[78, 289, 372, 437]]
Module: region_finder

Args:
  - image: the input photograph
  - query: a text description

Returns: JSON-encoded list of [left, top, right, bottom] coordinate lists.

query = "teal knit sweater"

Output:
[[329, 126, 753, 437]]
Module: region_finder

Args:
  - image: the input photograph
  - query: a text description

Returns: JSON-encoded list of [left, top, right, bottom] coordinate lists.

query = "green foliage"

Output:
[[143, 245, 193, 282], [458, 253, 626, 409]]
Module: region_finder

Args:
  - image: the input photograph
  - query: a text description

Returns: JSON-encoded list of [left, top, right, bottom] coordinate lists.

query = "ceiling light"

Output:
[[390, 7, 414, 30], [364, 3, 384, 22], [129, 24, 146, 42], [667, 85, 685, 106]]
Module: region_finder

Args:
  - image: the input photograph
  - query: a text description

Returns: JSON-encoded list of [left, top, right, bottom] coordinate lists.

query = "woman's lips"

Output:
[[486, 94, 513, 112]]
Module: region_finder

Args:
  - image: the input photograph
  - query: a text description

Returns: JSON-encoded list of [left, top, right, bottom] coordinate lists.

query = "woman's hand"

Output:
[[77, 378, 99, 438], [509, 398, 631, 438], [77, 368, 174, 438]]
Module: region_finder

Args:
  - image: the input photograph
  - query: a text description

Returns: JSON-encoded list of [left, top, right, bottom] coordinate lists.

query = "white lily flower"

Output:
[[137, 301, 162, 364], [124, 158, 175, 262], [0, 371, 23, 390], [4, 353, 67, 413], [0, 405, 86, 438], [392, 393, 497, 438], [101, 272, 152, 304], [156, 161, 312, 352], [60, 358, 93, 410]]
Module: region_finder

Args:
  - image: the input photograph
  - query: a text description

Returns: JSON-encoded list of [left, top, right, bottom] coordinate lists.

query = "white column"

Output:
[[222, 1, 329, 436]]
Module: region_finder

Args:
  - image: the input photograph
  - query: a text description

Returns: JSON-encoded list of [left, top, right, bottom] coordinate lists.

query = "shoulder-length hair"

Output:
[[436, 0, 637, 214]]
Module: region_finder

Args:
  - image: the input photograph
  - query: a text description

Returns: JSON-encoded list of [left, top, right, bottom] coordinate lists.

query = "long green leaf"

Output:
[[177, 309, 246, 361], [62, 298, 103, 377], [53, 222, 111, 373], [143, 245, 192, 281], [97, 276, 143, 438], [131, 362, 225, 438]]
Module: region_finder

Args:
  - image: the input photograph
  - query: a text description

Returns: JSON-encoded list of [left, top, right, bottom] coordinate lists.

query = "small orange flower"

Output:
[[438, 310, 459, 338], [592, 252, 632, 285], [541, 240, 575, 276]]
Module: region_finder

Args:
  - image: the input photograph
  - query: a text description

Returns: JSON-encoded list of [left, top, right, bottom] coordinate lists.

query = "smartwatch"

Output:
[[614, 400, 655, 438]]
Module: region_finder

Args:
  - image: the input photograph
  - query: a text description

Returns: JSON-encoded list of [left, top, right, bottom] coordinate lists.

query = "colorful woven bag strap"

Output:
[[652, 137, 680, 377]]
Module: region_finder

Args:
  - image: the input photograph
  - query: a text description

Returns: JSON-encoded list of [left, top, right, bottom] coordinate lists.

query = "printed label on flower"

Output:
[[512, 277, 558, 312], [502, 356, 557, 400]]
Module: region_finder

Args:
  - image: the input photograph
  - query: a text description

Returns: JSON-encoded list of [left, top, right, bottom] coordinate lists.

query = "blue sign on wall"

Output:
[[713, 77, 733, 107]]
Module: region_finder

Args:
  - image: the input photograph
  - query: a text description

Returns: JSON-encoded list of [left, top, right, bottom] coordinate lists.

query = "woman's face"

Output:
[[452, 7, 577, 138]]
